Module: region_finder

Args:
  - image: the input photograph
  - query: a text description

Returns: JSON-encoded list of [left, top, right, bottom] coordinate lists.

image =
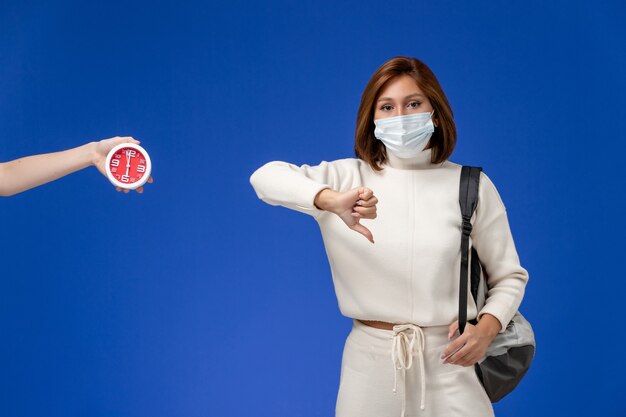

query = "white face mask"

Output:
[[373, 110, 435, 159]]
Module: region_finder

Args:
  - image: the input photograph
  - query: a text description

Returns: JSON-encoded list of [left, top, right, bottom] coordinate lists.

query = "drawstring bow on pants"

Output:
[[391, 323, 427, 416]]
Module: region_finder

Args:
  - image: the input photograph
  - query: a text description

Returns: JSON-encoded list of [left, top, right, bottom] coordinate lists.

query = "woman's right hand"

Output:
[[314, 187, 378, 243]]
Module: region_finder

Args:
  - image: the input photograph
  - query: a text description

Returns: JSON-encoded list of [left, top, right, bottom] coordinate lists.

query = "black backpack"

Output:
[[458, 166, 536, 403]]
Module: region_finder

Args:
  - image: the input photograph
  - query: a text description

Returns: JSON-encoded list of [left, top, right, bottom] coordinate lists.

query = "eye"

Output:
[[380, 104, 393, 111], [408, 101, 421, 109]]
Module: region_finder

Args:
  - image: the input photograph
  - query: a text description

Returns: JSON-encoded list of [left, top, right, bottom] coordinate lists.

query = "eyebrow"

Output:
[[377, 93, 425, 102]]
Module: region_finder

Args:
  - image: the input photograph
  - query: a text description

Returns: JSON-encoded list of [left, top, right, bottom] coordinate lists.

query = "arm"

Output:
[[0, 136, 151, 197], [0, 143, 95, 196], [249, 159, 348, 218], [472, 171, 530, 334], [437, 171, 528, 365], [250, 158, 377, 242], [314, 187, 337, 211]]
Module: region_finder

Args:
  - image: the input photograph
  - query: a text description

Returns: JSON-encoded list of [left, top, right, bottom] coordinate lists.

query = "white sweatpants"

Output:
[[335, 318, 495, 417]]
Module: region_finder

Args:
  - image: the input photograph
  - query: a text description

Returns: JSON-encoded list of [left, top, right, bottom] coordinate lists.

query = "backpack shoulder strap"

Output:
[[459, 165, 482, 335]]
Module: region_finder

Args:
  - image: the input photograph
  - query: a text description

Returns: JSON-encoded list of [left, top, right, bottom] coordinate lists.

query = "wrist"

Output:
[[86, 141, 99, 166], [476, 313, 501, 339], [314, 188, 335, 211]]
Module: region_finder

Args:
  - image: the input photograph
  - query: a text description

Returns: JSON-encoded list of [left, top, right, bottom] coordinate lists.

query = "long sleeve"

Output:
[[249, 159, 354, 219], [472, 171, 529, 334]]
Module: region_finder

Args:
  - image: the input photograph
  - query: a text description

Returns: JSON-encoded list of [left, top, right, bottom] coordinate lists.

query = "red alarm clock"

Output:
[[105, 143, 152, 190]]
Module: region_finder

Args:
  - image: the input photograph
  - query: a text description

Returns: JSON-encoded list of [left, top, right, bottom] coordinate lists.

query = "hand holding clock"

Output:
[[0, 135, 153, 197], [92, 136, 154, 194]]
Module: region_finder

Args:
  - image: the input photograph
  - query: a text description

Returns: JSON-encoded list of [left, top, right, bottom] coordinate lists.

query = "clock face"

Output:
[[105, 143, 152, 189]]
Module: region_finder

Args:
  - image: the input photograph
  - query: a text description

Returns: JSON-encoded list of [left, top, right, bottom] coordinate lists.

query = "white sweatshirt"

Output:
[[249, 147, 529, 333]]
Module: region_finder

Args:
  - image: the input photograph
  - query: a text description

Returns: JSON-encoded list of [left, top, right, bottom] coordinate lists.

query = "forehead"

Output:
[[378, 74, 424, 99]]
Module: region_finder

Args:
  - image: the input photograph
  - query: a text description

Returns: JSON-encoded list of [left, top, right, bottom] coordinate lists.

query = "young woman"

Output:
[[0, 136, 153, 196], [249, 56, 529, 417]]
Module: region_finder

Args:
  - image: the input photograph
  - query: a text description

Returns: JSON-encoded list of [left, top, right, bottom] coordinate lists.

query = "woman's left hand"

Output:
[[440, 320, 496, 367]]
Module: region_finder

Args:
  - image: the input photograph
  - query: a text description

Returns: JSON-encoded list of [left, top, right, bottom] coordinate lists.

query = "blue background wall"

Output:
[[1, 1, 624, 416]]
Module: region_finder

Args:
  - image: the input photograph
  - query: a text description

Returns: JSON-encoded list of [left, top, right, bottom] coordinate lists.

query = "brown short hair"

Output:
[[354, 56, 457, 171]]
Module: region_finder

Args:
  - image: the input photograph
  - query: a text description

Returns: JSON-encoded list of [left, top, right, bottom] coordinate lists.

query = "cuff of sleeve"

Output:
[[477, 302, 515, 334], [293, 183, 332, 215]]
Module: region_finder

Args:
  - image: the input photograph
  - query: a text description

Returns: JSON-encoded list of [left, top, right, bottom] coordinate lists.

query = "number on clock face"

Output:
[[108, 147, 148, 183]]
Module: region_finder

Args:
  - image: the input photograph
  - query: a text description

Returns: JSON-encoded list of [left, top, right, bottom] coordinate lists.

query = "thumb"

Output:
[[348, 187, 363, 202], [98, 136, 141, 155], [351, 222, 374, 244], [115, 136, 140, 145], [448, 320, 459, 340]]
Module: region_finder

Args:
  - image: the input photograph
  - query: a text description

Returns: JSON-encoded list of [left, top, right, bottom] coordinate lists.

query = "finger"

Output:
[[458, 353, 480, 367], [353, 205, 376, 218], [116, 187, 122, 192], [359, 187, 373, 200], [446, 343, 473, 365], [356, 196, 378, 207], [448, 320, 459, 340], [441, 336, 466, 361], [353, 205, 375, 213], [136, 186, 144, 194], [351, 222, 374, 244], [147, 176, 154, 183], [352, 208, 377, 220], [123, 189, 130, 194], [442, 342, 467, 364]]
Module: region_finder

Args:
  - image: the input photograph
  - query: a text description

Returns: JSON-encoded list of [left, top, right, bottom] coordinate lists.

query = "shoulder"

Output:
[[444, 159, 498, 186], [445, 159, 506, 209], [476, 170, 506, 212]]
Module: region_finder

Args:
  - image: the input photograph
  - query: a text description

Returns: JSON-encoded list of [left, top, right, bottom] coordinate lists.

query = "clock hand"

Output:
[[125, 151, 131, 176]]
